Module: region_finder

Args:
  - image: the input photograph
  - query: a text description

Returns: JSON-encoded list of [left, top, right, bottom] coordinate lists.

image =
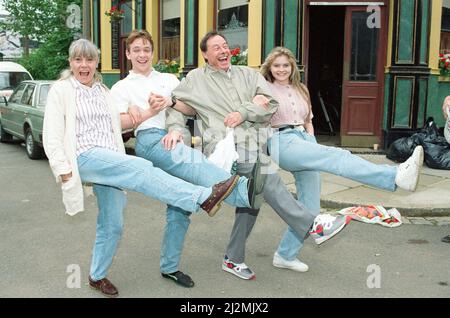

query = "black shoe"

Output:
[[441, 235, 450, 243], [247, 156, 266, 209], [161, 271, 195, 288]]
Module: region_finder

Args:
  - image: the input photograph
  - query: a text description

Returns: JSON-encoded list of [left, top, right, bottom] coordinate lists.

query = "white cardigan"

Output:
[[43, 78, 126, 216]]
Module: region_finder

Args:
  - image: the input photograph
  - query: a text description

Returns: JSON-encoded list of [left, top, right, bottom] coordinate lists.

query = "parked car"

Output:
[[0, 80, 54, 159], [0, 61, 33, 98]]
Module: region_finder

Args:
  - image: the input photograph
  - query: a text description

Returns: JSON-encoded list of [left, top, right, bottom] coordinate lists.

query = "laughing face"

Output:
[[202, 35, 231, 72], [126, 37, 153, 76], [270, 54, 292, 85], [70, 56, 98, 87]]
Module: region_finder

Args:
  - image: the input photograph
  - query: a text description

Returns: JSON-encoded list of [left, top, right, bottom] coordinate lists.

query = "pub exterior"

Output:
[[85, 0, 450, 148]]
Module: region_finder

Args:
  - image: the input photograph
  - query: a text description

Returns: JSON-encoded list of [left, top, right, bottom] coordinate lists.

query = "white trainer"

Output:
[[272, 252, 309, 272], [395, 145, 424, 192]]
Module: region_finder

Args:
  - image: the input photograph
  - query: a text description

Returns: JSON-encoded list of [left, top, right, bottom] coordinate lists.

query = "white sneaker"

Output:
[[272, 252, 309, 272], [395, 145, 424, 192]]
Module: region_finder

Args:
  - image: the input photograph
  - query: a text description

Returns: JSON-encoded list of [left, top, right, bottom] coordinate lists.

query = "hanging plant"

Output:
[[105, 6, 124, 23]]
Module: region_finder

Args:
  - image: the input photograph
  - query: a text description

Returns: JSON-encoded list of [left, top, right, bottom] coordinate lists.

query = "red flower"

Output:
[[440, 53, 444, 58], [231, 48, 241, 56], [110, 6, 116, 12]]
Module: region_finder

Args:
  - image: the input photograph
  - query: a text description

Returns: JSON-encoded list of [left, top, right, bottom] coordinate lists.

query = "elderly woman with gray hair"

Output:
[[43, 39, 242, 297]]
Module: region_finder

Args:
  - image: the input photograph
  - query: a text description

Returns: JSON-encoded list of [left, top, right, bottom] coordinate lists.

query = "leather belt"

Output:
[[278, 125, 304, 132]]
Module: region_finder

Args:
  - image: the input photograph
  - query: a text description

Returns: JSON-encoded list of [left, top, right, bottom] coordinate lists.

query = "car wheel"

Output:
[[25, 128, 44, 159], [0, 120, 13, 142]]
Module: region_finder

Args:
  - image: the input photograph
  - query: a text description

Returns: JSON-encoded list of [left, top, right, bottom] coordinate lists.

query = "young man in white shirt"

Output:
[[110, 29, 263, 288]]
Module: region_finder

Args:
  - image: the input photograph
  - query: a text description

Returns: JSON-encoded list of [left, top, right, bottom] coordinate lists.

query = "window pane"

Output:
[[21, 84, 35, 105], [120, 0, 133, 35], [9, 83, 27, 103], [350, 11, 379, 81], [217, 3, 248, 51], [161, 0, 180, 61], [38, 85, 50, 107]]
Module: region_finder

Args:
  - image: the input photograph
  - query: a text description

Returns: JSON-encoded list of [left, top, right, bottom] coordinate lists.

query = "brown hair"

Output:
[[126, 29, 154, 52], [260, 46, 309, 100], [261, 46, 304, 91]]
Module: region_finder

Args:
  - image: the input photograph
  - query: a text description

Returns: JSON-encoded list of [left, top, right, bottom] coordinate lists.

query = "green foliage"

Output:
[[4, 0, 83, 79], [230, 47, 248, 66], [153, 59, 180, 75], [17, 30, 74, 80]]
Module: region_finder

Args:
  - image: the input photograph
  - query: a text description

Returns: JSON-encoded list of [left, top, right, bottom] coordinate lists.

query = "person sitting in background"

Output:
[[441, 95, 450, 243]]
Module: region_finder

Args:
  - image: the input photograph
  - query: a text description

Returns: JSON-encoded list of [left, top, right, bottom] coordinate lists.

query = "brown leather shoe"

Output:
[[88, 276, 119, 298], [201, 175, 240, 217]]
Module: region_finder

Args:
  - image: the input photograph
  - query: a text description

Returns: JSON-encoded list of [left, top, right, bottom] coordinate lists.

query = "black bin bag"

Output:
[[386, 118, 450, 170]]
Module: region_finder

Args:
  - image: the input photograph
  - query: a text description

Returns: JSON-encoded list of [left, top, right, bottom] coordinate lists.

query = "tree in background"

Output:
[[0, 0, 58, 56], [1, 0, 82, 79]]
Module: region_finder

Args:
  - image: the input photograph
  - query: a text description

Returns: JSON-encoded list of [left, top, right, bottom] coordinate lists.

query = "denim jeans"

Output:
[[77, 147, 213, 280], [134, 128, 250, 274], [268, 128, 397, 260]]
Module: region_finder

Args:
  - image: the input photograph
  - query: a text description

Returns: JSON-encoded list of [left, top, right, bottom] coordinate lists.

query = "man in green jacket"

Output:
[[162, 31, 348, 280]]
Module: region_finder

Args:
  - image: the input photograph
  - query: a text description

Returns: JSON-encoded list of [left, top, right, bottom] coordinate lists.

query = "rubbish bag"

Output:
[[386, 118, 450, 170], [207, 127, 239, 174], [420, 120, 450, 170], [386, 136, 418, 162]]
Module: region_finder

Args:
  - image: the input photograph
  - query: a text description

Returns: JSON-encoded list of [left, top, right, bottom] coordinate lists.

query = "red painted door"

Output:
[[341, 6, 387, 147]]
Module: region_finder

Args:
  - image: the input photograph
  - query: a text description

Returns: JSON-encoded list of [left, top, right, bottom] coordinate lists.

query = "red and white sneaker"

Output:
[[309, 214, 352, 245], [222, 255, 256, 280]]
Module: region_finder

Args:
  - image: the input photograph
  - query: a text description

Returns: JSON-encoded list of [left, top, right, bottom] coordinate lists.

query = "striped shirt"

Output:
[[72, 77, 118, 156]]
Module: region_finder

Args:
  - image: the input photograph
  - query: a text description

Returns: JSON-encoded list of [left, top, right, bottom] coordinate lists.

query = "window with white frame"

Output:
[[217, 0, 248, 52], [161, 0, 181, 61]]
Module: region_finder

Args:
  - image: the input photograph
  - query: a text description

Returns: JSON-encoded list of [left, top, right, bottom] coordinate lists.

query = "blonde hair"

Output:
[[60, 39, 102, 83], [260, 46, 309, 100]]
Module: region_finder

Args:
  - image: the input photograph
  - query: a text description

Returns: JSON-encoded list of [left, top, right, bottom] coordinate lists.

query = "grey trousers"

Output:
[[225, 152, 317, 264]]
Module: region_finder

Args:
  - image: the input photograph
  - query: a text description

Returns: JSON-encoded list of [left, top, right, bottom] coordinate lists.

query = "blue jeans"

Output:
[[77, 147, 214, 280], [268, 128, 397, 260], [134, 128, 250, 274]]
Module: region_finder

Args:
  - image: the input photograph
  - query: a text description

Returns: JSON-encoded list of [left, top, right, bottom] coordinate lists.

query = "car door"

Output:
[[13, 83, 36, 138], [31, 83, 51, 144], [1, 82, 27, 136]]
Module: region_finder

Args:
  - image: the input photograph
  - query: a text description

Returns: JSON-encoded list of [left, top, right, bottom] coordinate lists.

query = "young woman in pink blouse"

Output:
[[258, 47, 424, 271]]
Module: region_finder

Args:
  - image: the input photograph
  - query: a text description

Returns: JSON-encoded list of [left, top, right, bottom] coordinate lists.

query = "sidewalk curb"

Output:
[[320, 198, 450, 217], [287, 190, 450, 217]]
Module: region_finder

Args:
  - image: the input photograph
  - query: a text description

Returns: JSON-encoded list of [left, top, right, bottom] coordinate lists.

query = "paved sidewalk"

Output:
[[278, 152, 450, 217]]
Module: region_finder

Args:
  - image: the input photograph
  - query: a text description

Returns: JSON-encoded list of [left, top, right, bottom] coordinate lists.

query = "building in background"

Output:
[[0, 6, 22, 60], [86, 0, 450, 149]]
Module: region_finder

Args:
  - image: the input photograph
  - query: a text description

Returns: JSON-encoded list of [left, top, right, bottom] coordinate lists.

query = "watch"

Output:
[[170, 96, 177, 108]]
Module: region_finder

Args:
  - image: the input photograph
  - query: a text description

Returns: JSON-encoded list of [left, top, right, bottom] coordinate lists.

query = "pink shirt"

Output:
[[268, 82, 313, 128]]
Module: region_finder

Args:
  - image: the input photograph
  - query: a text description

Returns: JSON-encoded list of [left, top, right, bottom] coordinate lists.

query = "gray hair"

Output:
[[60, 39, 102, 83]]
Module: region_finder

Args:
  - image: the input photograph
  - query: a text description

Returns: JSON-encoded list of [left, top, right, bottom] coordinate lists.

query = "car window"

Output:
[[0, 72, 32, 90], [38, 84, 50, 107], [8, 83, 27, 103], [21, 84, 35, 106]]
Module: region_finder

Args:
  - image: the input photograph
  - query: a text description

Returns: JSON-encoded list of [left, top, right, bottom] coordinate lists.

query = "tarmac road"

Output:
[[0, 141, 449, 299]]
